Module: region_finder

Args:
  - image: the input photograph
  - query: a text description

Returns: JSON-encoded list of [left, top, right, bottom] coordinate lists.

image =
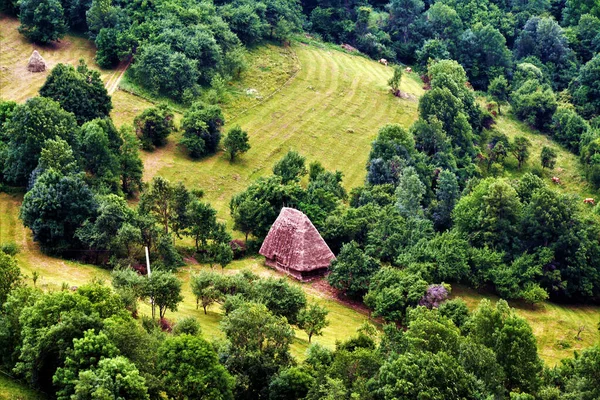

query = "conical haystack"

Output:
[[259, 207, 335, 281], [27, 50, 46, 73]]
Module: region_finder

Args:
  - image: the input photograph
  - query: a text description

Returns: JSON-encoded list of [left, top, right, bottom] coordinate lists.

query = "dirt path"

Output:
[[104, 58, 131, 95]]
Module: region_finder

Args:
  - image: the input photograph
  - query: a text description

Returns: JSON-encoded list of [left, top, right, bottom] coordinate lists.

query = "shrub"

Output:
[[0, 242, 20, 256]]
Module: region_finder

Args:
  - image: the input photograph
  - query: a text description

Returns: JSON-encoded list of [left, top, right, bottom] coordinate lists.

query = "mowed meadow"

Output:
[[1, 13, 599, 367]]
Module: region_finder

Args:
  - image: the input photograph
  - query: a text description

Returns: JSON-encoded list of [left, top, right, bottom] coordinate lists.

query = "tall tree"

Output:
[[20, 170, 98, 253], [39, 61, 113, 124], [18, 0, 67, 43], [3, 97, 78, 185], [157, 335, 234, 400]]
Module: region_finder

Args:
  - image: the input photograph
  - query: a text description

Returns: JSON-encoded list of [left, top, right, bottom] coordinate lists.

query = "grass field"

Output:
[[494, 111, 595, 200], [451, 285, 600, 365], [0, 374, 46, 400], [0, 15, 599, 374], [139, 43, 425, 223]]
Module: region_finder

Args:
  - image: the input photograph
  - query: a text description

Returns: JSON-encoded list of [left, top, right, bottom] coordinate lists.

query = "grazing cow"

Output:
[[552, 176, 561, 185], [379, 58, 388, 66], [584, 198, 595, 205], [405, 67, 412, 73]]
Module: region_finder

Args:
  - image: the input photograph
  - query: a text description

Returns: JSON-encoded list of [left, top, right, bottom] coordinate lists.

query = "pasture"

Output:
[[0, 15, 599, 368]]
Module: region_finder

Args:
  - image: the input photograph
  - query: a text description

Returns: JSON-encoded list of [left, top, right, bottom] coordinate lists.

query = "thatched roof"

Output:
[[259, 207, 335, 272], [27, 50, 46, 72]]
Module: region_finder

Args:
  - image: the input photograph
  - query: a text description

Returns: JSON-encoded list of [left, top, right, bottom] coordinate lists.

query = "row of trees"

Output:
[[134, 100, 251, 160], [1, 251, 598, 400]]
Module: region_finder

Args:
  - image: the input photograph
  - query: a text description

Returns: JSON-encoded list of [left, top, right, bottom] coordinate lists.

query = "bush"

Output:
[[0, 242, 20, 256], [172, 317, 201, 336]]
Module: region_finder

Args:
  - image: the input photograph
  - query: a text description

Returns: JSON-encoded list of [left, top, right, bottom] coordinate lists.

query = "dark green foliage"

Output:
[[453, 178, 522, 252], [511, 136, 532, 169], [0, 252, 21, 306], [79, 119, 122, 191], [134, 104, 175, 150], [39, 61, 112, 125], [571, 54, 600, 118], [551, 107, 589, 153], [273, 150, 307, 184], [180, 102, 225, 158], [230, 175, 301, 241], [20, 170, 97, 253], [119, 126, 144, 196], [514, 16, 576, 90], [364, 268, 428, 323], [269, 367, 314, 400], [131, 43, 199, 101], [255, 278, 307, 324], [3, 97, 78, 185], [328, 241, 379, 299], [489, 75, 510, 114], [18, 0, 67, 43], [541, 146, 557, 169], [143, 270, 183, 319], [377, 350, 478, 399], [511, 79, 557, 131], [223, 125, 251, 161], [458, 23, 512, 90], [157, 335, 234, 400], [220, 301, 294, 399]]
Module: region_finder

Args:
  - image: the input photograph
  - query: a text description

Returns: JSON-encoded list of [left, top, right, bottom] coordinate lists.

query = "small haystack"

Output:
[[259, 207, 335, 281], [27, 50, 46, 72]]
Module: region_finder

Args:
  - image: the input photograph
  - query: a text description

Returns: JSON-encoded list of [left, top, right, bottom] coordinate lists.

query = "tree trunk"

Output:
[[203, 305, 207, 315], [308, 333, 312, 343]]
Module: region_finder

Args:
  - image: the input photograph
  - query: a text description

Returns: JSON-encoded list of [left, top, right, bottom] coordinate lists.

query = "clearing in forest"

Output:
[[141, 43, 425, 220]]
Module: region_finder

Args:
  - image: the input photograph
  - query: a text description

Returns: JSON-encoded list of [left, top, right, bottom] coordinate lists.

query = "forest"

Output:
[[1, 0, 600, 398]]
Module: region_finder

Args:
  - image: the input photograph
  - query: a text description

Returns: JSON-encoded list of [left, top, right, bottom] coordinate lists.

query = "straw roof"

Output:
[[27, 50, 46, 73], [259, 207, 335, 272]]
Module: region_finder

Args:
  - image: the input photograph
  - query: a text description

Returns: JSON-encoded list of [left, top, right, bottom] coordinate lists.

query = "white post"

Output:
[[145, 246, 151, 277]]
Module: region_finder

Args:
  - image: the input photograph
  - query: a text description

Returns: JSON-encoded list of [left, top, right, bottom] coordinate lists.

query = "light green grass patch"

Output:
[[145, 43, 424, 226], [0, 373, 46, 400], [0, 15, 121, 103], [451, 284, 600, 365]]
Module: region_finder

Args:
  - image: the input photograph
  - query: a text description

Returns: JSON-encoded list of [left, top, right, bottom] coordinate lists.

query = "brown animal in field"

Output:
[[379, 58, 388, 66], [552, 176, 561, 185], [405, 67, 412, 73], [584, 198, 595, 205]]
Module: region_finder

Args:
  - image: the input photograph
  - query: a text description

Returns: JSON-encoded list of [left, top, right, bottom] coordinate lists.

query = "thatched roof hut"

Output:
[[27, 50, 46, 72], [259, 207, 335, 281]]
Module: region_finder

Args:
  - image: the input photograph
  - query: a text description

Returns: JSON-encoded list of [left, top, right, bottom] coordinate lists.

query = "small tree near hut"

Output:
[[388, 66, 403, 97], [223, 125, 250, 161], [297, 303, 329, 343]]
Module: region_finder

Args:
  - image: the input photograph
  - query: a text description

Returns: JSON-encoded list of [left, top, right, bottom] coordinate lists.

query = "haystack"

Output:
[[259, 207, 335, 281], [27, 50, 46, 72]]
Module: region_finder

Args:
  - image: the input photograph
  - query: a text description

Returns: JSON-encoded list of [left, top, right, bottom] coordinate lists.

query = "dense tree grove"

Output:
[[4, 0, 600, 398]]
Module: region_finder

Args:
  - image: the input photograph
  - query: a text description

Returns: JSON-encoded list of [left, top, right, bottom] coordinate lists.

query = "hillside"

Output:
[[133, 42, 425, 222], [1, 14, 599, 366]]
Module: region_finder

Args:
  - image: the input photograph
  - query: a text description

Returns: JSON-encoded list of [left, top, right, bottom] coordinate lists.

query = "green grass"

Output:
[[0, 193, 368, 359], [1, 18, 599, 369], [0, 15, 122, 103], [0, 373, 46, 400], [493, 109, 596, 200], [142, 43, 424, 226], [451, 285, 600, 365]]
